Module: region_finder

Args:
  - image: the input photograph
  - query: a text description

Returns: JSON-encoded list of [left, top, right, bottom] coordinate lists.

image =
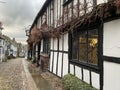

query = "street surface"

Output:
[[0, 58, 38, 90]]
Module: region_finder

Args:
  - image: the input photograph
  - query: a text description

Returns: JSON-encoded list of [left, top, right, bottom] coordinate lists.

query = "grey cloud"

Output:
[[2, 0, 40, 26], [0, 0, 45, 44]]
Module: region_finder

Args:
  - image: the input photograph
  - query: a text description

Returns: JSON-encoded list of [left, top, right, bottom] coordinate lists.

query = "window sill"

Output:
[[70, 60, 100, 73]]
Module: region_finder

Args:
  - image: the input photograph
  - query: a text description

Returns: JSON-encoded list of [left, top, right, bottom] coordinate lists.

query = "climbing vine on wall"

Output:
[[29, 0, 120, 43]]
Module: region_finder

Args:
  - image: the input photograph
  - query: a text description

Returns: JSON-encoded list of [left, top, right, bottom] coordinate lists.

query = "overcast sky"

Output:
[[0, 0, 45, 44]]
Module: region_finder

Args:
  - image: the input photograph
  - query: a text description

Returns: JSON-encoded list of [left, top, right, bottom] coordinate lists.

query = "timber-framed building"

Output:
[[27, 0, 120, 90]]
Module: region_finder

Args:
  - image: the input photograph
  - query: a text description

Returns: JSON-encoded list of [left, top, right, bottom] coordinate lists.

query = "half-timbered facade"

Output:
[[27, 0, 120, 90]]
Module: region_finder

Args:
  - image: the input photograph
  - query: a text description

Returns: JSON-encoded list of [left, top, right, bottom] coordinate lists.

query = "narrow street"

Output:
[[0, 58, 53, 90]]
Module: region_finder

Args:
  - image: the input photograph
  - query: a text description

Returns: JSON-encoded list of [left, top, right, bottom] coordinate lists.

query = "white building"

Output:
[[2, 35, 18, 58], [10, 44, 17, 57], [28, 0, 120, 90], [0, 21, 4, 62], [0, 37, 5, 62], [18, 43, 26, 57]]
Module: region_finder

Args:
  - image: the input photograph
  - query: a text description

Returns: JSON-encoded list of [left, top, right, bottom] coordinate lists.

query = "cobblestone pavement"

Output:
[[28, 61, 55, 90], [0, 58, 38, 90], [41, 72, 64, 90]]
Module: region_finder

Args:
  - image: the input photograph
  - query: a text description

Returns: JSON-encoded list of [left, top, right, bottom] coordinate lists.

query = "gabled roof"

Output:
[[2, 35, 18, 47]]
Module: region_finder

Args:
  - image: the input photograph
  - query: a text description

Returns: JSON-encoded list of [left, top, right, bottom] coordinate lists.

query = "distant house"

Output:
[[27, 0, 120, 90], [18, 43, 26, 57], [10, 38, 18, 57], [0, 21, 5, 62], [2, 35, 18, 58], [0, 36, 5, 62]]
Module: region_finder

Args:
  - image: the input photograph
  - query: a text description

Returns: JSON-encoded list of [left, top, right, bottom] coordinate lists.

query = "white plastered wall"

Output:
[[75, 66, 82, 80], [70, 64, 74, 75], [62, 33, 69, 76], [50, 51, 53, 72], [83, 69, 90, 84], [97, 0, 107, 5], [54, 38, 58, 50], [103, 19, 120, 57], [57, 53, 62, 77], [50, 2, 54, 26], [64, 33, 68, 51], [49, 38, 53, 72], [54, 0, 57, 28], [47, 5, 49, 26], [41, 40, 43, 52], [103, 62, 120, 90], [91, 72, 100, 89], [53, 52, 57, 74], [58, 0, 60, 22], [73, 65, 100, 89], [103, 19, 120, 90], [35, 45, 38, 59], [50, 38, 53, 50], [62, 53, 68, 76], [59, 36, 62, 51]]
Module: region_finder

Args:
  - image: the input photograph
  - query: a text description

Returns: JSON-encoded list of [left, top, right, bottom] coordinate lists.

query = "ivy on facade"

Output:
[[28, 0, 120, 44]]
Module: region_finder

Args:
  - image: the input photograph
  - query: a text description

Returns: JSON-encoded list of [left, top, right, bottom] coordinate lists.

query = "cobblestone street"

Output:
[[0, 58, 63, 90], [0, 58, 38, 90]]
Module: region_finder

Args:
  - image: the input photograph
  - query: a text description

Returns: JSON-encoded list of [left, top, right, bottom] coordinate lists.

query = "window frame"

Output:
[[69, 25, 103, 72], [43, 38, 50, 55]]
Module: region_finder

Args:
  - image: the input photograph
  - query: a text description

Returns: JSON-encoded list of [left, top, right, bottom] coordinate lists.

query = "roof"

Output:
[[0, 34, 4, 39], [2, 35, 18, 47]]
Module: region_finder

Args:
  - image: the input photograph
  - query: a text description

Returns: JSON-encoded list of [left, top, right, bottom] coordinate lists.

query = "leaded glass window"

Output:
[[72, 28, 98, 65]]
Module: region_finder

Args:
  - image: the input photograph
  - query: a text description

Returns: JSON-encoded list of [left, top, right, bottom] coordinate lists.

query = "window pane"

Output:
[[43, 39, 50, 55], [71, 28, 98, 66], [79, 33, 87, 62], [88, 29, 98, 65], [79, 43, 87, 61], [72, 36, 78, 59], [79, 35, 87, 43]]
